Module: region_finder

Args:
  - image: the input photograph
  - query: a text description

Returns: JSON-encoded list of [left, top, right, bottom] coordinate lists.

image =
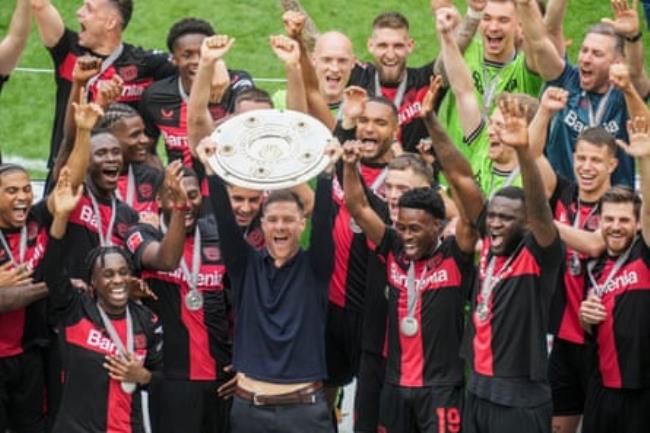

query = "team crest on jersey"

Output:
[[203, 246, 220, 262], [118, 65, 138, 82], [116, 223, 128, 238], [138, 183, 153, 199], [161, 108, 174, 119], [134, 334, 146, 350], [27, 221, 39, 241], [126, 231, 144, 253]]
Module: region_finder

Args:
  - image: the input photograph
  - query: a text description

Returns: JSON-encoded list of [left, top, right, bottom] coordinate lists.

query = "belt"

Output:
[[235, 382, 323, 406]]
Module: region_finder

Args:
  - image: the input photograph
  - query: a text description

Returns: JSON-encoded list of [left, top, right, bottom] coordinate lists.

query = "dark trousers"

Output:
[[152, 378, 231, 433], [231, 390, 333, 433], [0, 349, 46, 433], [354, 351, 385, 433], [463, 391, 552, 433], [583, 378, 650, 433], [643, 0, 650, 30]]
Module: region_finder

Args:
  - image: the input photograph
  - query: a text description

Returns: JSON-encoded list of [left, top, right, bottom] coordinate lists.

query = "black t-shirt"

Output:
[[377, 231, 472, 387], [140, 73, 253, 166], [126, 217, 231, 382], [462, 231, 564, 404], [63, 190, 139, 279], [548, 176, 600, 344], [348, 62, 433, 152], [44, 238, 162, 433], [587, 236, 650, 390], [0, 200, 52, 357], [47, 29, 176, 167]]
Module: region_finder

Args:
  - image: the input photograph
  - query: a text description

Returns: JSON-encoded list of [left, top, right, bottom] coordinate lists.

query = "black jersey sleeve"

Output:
[[30, 199, 53, 228], [308, 174, 335, 280], [0, 75, 8, 94], [549, 175, 576, 213], [143, 50, 176, 81], [139, 86, 162, 141], [333, 122, 356, 143], [220, 69, 254, 113], [376, 227, 400, 261], [207, 175, 252, 278], [143, 307, 163, 373], [43, 237, 82, 324], [48, 28, 77, 66], [124, 223, 162, 271]]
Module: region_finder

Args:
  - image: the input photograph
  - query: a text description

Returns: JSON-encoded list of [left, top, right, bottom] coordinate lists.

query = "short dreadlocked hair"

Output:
[[398, 187, 445, 220], [86, 245, 134, 284], [95, 103, 141, 131], [166, 18, 215, 52]]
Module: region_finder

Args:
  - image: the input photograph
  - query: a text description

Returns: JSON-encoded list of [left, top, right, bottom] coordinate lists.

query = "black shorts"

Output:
[[325, 304, 363, 386], [378, 383, 463, 433], [548, 338, 596, 416], [354, 351, 386, 433], [583, 378, 650, 433], [463, 391, 552, 433], [0, 349, 45, 433], [153, 378, 231, 433]]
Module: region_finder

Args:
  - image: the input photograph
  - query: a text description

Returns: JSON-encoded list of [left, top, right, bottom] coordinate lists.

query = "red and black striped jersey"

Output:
[[44, 238, 163, 433], [329, 162, 389, 312], [378, 231, 473, 387], [0, 200, 51, 357], [348, 62, 433, 153], [126, 217, 230, 382], [47, 28, 176, 168], [463, 233, 564, 381], [549, 176, 600, 344], [64, 190, 139, 279], [588, 236, 650, 389], [116, 162, 163, 217], [139, 74, 253, 166]]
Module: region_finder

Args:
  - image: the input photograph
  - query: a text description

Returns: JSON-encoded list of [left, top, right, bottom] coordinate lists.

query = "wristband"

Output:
[[467, 7, 484, 20], [625, 32, 642, 43]]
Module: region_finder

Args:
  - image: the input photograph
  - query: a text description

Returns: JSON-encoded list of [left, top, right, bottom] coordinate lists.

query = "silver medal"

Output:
[[400, 317, 419, 337], [476, 304, 489, 322], [185, 290, 204, 311], [121, 381, 136, 394], [569, 254, 582, 276]]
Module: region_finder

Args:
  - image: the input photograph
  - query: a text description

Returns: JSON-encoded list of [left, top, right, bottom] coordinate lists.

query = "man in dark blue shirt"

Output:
[[199, 138, 341, 433]]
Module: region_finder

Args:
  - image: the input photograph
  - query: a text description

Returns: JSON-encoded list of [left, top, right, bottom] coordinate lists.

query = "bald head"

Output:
[[312, 31, 356, 104]]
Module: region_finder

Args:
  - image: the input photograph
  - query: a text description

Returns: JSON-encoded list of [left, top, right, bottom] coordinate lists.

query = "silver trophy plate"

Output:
[[208, 109, 334, 190]]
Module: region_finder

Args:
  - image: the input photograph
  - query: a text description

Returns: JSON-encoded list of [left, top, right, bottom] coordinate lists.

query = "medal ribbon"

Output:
[[88, 191, 117, 247], [115, 164, 136, 208], [584, 86, 613, 127], [477, 243, 521, 313], [0, 226, 27, 264], [85, 43, 126, 99], [97, 303, 134, 358], [586, 237, 635, 298], [161, 220, 202, 297], [178, 77, 190, 103], [374, 71, 408, 109]]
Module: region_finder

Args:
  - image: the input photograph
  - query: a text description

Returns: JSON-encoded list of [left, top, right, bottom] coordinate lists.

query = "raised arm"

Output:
[[283, 11, 336, 130], [498, 96, 557, 247], [601, 0, 650, 97], [529, 86, 569, 198], [0, 0, 31, 75], [436, 7, 482, 139], [279, 0, 320, 52], [197, 138, 251, 275], [543, 0, 569, 59], [188, 35, 234, 156], [308, 142, 340, 278], [618, 117, 650, 244], [420, 82, 486, 225], [137, 162, 188, 271], [342, 141, 386, 246], [514, 0, 565, 80], [610, 62, 650, 123], [270, 35, 307, 113], [30, 0, 65, 48]]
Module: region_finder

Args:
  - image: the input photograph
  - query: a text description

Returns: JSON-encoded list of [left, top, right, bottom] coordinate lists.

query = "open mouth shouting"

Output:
[[485, 34, 505, 52]]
